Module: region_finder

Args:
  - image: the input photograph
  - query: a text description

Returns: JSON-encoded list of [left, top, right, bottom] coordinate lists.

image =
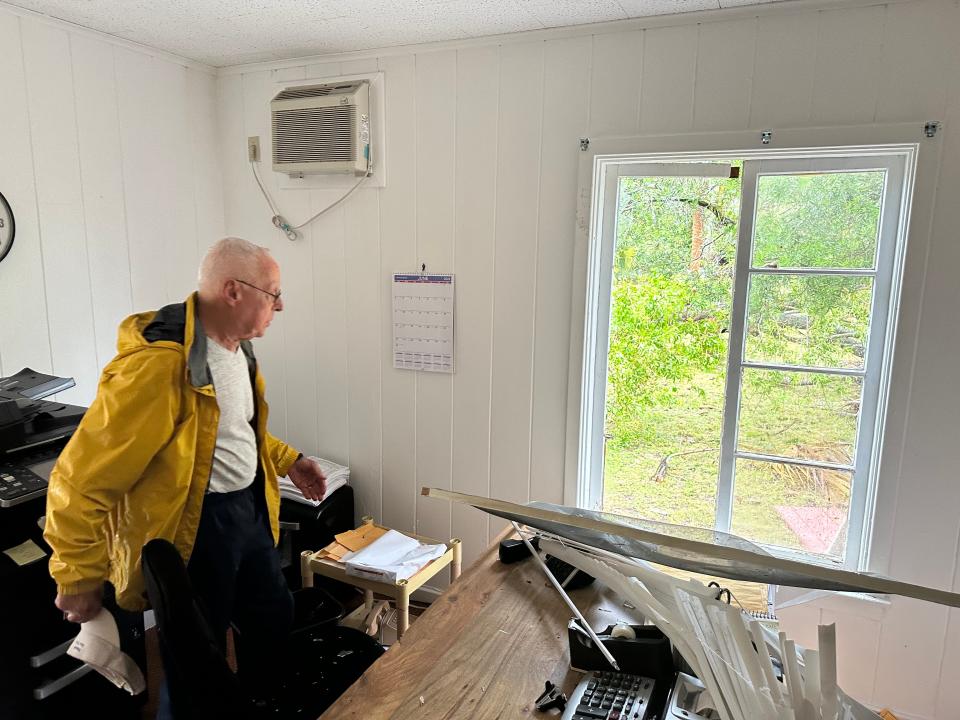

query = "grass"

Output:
[[603, 369, 854, 556]]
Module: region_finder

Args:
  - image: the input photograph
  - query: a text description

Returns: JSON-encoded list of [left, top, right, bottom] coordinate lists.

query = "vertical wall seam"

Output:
[[111, 44, 135, 314], [412, 51, 420, 532], [18, 16, 56, 377], [526, 41, 546, 504], [634, 29, 645, 134], [871, 4, 890, 124], [67, 33, 101, 375], [376, 55, 385, 524], [187, 68, 203, 302], [807, 10, 821, 124], [690, 23, 702, 130], [448, 49, 458, 539], [745, 16, 759, 128], [485, 44, 502, 544]]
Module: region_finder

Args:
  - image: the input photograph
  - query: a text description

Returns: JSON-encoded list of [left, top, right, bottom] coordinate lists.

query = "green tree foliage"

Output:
[[607, 274, 726, 440], [607, 173, 740, 442]]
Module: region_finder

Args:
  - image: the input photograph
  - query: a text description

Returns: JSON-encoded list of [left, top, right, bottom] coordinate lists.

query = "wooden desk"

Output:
[[319, 534, 646, 719]]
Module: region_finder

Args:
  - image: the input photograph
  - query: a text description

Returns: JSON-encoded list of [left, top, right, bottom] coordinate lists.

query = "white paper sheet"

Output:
[[343, 528, 446, 583]]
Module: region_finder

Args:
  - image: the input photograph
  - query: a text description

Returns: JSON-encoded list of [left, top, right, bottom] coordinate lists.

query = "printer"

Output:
[[0, 368, 86, 509]]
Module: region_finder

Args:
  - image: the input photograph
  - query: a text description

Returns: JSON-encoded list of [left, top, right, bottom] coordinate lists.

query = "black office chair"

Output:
[[142, 538, 384, 720]]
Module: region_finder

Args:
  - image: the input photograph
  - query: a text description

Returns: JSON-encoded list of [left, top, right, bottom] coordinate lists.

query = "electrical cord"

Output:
[[250, 160, 368, 241]]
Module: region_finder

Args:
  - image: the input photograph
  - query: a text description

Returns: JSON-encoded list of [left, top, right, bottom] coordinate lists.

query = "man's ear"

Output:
[[223, 279, 242, 306]]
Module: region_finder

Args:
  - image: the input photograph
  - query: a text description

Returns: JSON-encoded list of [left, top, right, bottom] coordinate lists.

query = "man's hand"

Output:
[[56, 586, 103, 624], [287, 456, 327, 501]]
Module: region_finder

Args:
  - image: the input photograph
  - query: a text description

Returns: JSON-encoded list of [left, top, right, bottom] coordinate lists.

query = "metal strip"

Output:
[[734, 450, 854, 472], [33, 664, 93, 700], [30, 638, 73, 668], [747, 266, 876, 277], [741, 361, 865, 377]]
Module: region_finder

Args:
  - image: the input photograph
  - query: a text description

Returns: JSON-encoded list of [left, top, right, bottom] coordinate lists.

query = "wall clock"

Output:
[[0, 191, 14, 264]]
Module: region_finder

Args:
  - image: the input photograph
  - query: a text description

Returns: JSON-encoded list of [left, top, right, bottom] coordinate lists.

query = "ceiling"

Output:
[[5, 0, 793, 67]]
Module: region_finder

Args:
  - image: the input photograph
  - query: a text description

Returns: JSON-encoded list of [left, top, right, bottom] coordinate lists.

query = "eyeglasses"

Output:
[[235, 278, 282, 305]]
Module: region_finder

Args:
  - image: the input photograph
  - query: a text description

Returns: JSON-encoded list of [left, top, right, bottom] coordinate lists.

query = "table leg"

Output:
[[397, 585, 410, 640], [300, 551, 314, 588], [451, 538, 462, 582]]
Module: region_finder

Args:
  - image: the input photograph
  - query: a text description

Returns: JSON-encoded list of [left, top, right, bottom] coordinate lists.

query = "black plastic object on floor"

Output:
[[545, 554, 596, 590], [498, 535, 540, 564], [142, 538, 384, 720]]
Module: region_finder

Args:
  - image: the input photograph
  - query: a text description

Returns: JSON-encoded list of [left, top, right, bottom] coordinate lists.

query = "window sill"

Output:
[[774, 586, 891, 622]]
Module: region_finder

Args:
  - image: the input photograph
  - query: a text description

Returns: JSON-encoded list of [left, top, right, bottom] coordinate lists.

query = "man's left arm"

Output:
[[265, 433, 327, 501]]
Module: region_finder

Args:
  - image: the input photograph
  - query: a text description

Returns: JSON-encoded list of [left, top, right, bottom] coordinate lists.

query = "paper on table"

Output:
[[336, 524, 388, 552], [343, 529, 446, 583]]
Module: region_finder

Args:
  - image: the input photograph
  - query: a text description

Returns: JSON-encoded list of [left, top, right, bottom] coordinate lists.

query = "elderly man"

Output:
[[44, 237, 326, 709]]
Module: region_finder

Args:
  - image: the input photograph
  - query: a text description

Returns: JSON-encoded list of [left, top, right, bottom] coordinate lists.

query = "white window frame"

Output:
[[564, 124, 941, 572]]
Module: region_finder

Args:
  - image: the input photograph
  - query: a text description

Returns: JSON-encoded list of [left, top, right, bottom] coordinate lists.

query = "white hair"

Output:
[[198, 237, 271, 293]]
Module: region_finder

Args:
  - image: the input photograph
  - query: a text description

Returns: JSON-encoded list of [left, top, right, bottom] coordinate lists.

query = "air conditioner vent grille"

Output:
[[272, 106, 356, 164], [273, 83, 358, 100]]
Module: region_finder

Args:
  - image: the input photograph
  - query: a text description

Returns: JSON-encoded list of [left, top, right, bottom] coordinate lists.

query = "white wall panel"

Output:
[[693, 18, 756, 131], [639, 24, 698, 133], [155, 61, 199, 302], [20, 19, 98, 405], [116, 48, 174, 311], [0, 12, 53, 379], [933, 71, 960, 720], [588, 30, 644, 137], [530, 35, 591, 507], [378, 53, 418, 533], [70, 35, 133, 372], [413, 50, 457, 543], [187, 69, 225, 273], [451, 45, 499, 563], [749, 12, 817, 129], [272, 187, 318, 455], [810, 5, 884, 126], [875, 0, 956, 124], [489, 40, 544, 514], [343, 188, 382, 521], [310, 194, 350, 466]]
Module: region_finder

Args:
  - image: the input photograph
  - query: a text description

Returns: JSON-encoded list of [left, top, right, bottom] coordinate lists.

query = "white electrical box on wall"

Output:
[[273, 72, 386, 189]]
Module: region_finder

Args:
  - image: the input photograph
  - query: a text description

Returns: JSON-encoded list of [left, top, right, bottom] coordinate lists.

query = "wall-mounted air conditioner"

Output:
[[271, 80, 371, 177]]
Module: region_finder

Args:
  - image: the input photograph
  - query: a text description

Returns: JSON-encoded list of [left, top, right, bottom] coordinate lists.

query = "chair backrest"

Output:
[[141, 539, 251, 720]]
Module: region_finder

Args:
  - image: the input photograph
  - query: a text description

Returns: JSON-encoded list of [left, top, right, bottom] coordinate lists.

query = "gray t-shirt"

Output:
[[205, 337, 258, 493]]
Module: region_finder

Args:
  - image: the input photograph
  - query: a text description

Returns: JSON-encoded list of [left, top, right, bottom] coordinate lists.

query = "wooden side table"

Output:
[[300, 518, 462, 640]]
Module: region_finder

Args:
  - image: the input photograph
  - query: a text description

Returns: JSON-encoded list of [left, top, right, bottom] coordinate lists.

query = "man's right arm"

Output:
[[44, 348, 182, 618]]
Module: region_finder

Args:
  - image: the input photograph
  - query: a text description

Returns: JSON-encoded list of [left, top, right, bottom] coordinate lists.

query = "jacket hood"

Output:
[[115, 293, 213, 389]]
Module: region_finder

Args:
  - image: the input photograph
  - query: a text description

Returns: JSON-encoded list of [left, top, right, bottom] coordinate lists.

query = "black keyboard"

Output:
[[561, 670, 656, 720], [0, 462, 48, 508]]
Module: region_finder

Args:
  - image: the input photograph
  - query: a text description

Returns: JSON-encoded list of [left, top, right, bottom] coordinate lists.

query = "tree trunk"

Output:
[[690, 206, 704, 271]]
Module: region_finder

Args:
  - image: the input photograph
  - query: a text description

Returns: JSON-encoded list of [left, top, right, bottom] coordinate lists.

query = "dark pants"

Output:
[[157, 484, 293, 719]]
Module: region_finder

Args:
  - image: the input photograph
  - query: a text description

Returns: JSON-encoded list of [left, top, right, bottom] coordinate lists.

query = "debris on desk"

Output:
[[622, 601, 636, 610], [419, 696, 425, 706], [534, 681, 568, 713], [498, 629, 509, 635]]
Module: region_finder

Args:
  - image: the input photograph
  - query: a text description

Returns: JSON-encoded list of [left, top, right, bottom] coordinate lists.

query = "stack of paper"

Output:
[[343, 529, 446, 584], [317, 524, 390, 562], [278, 456, 349, 506]]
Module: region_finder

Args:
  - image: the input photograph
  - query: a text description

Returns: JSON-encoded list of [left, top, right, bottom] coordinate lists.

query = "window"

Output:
[[578, 147, 913, 570]]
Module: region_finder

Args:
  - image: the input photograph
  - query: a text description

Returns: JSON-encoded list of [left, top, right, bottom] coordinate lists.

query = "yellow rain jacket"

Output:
[[44, 292, 300, 611]]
